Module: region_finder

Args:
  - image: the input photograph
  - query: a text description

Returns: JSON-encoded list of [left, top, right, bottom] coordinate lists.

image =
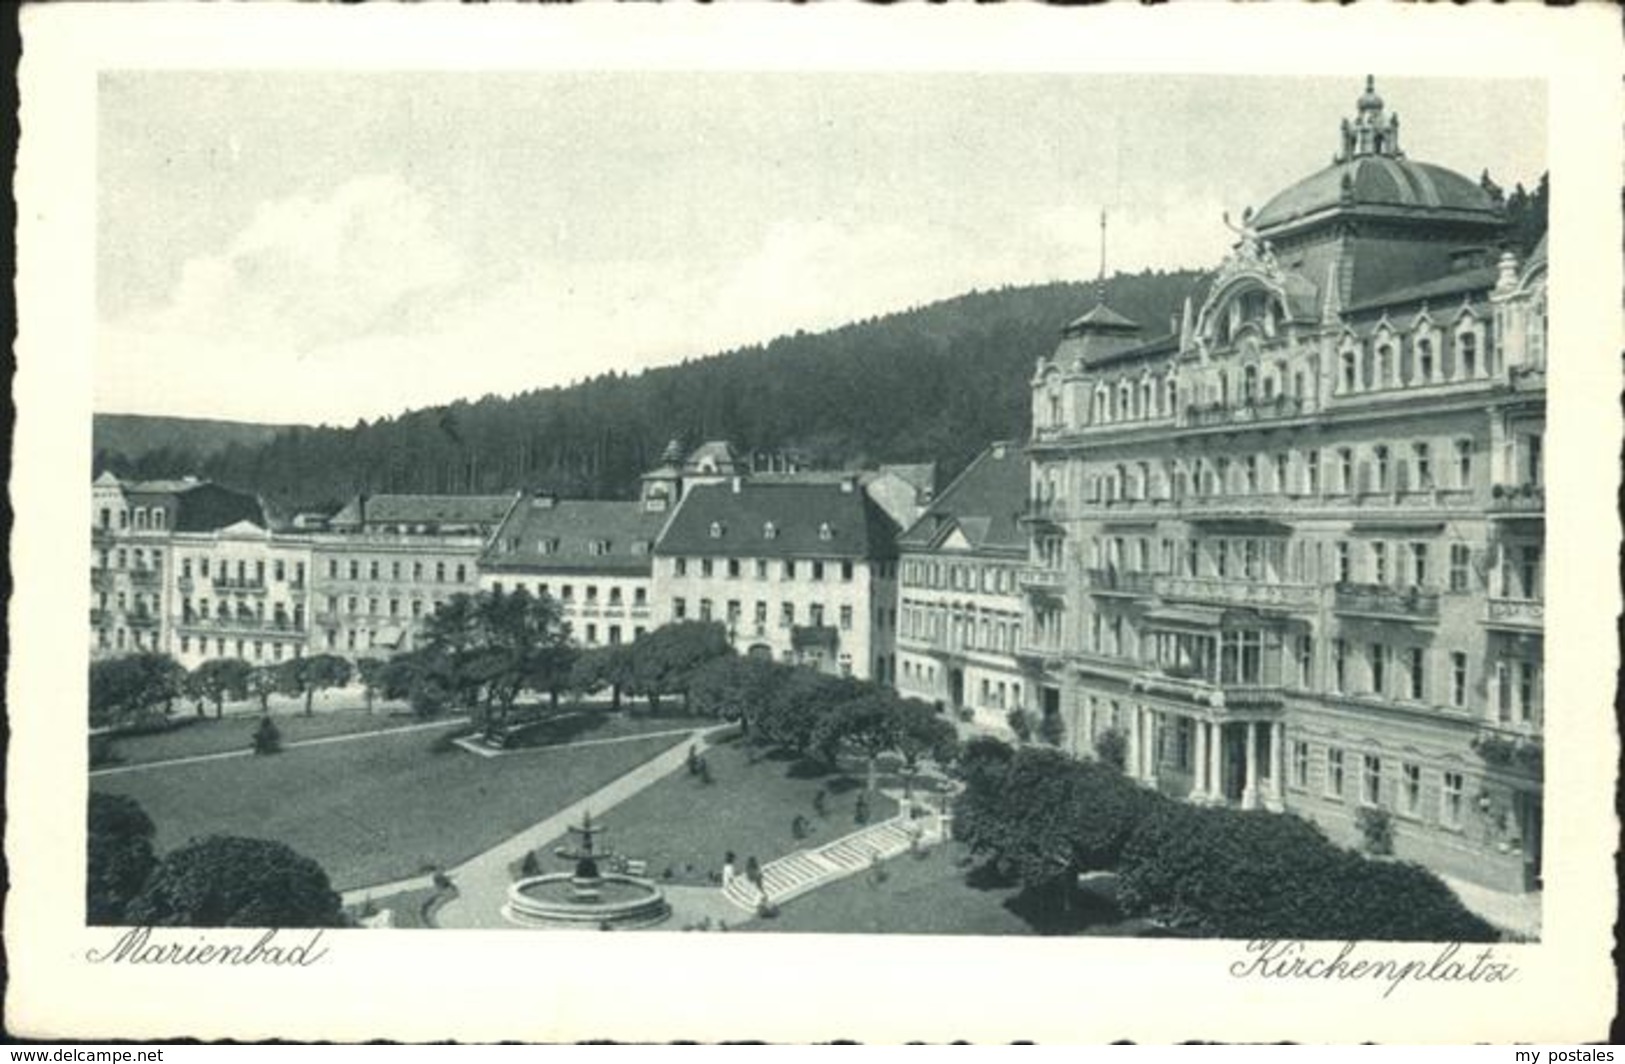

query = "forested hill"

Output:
[[92, 269, 1201, 513], [94, 414, 292, 464]]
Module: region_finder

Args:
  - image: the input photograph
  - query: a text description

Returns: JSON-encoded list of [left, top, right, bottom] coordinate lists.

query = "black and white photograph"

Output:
[[9, 4, 1620, 1044]]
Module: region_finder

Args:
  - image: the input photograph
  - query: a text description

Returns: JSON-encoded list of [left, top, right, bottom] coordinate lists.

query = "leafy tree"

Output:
[[378, 647, 457, 719], [755, 667, 854, 755], [279, 653, 354, 716], [124, 836, 345, 929], [246, 664, 280, 714], [811, 691, 899, 790], [87, 793, 158, 925], [571, 644, 636, 711], [355, 657, 387, 714], [187, 658, 253, 719], [893, 697, 960, 794], [627, 621, 730, 714], [686, 653, 780, 724], [90, 652, 186, 729]]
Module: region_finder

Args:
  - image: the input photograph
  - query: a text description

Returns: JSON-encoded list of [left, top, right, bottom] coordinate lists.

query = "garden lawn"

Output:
[[742, 840, 1145, 937], [91, 725, 690, 891], [98, 703, 426, 767], [590, 736, 897, 886], [501, 708, 714, 749]]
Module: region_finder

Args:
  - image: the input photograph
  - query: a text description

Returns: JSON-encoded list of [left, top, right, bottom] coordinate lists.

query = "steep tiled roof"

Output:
[[481, 498, 668, 575], [655, 481, 899, 560], [331, 493, 516, 531], [898, 442, 1028, 555], [1346, 265, 1496, 315]]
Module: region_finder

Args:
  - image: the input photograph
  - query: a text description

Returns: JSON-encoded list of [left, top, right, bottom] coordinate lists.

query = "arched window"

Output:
[[1166, 378, 1179, 416], [1458, 331, 1478, 379], [1242, 365, 1258, 404], [1376, 344, 1393, 389], [1340, 349, 1358, 393]]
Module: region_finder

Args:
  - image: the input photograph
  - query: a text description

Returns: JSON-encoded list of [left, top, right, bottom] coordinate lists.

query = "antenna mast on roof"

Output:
[[1097, 207, 1109, 306]]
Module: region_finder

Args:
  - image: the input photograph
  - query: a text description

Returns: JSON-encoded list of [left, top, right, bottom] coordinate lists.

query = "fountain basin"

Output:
[[501, 873, 670, 930]]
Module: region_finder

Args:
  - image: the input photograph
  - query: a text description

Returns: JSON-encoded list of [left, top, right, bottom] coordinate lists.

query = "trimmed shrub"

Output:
[[1092, 727, 1128, 772], [1116, 802, 1497, 941], [1356, 806, 1395, 856], [251, 716, 282, 756], [125, 836, 344, 928]]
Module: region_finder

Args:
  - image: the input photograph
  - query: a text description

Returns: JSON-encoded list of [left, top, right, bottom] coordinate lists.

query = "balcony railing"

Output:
[[126, 611, 160, 629], [89, 607, 107, 627], [92, 526, 114, 545], [1085, 567, 1156, 596], [1020, 498, 1068, 522], [1019, 566, 1066, 592], [1332, 584, 1440, 623], [1484, 597, 1543, 631], [178, 615, 303, 635], [1182, 395, 1305, 428], [1487, 483, 1544, 516], [90, 570, 111, 591], [1154, 575, 1320, 612], [1471, 726, 1543, 777], [212, 576, 268, 592], [1130, 664, 1285, 710], [1014, 639, 1067, 667], [129, 568, 163, 587]]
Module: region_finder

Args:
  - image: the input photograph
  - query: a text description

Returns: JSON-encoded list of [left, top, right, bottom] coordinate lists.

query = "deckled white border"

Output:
[[9, 3, 1621, 1044]]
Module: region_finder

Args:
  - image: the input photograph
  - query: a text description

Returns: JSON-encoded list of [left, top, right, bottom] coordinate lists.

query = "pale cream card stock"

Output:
[[8, 3, 1622, 1045]]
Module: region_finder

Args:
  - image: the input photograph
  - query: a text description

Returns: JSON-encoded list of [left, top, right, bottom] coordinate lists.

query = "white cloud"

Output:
[[142, 174, 465, 352]]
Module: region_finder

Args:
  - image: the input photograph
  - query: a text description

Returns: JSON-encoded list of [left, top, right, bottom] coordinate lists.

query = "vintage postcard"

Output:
[[8, 2, 1621, 1044]]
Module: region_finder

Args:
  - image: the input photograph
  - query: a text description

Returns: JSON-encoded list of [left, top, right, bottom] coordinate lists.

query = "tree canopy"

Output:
[[124, 835, 345, 929], [87, 793, 158, 925], [90, 653, 185, 729]]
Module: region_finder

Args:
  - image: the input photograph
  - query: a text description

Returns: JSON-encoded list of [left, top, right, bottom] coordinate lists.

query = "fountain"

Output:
[[501, 810, 670, 930]]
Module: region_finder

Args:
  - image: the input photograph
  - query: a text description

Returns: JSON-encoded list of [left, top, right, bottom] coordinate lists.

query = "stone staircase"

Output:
[[722, 812, 937, 912]]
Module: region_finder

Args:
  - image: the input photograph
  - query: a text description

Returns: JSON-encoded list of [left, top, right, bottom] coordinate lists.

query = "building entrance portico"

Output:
[[1125, 702, 1285, 812]]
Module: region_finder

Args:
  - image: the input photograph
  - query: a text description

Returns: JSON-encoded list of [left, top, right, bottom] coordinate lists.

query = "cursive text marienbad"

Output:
[[1229, 939, 1518, 998], [86, 927, 329, 967]]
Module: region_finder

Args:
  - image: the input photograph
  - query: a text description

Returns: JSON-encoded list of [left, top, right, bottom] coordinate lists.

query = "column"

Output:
[[1270, 721, 1286, 810], [1193, 717, 1209, 803], [1125, 706, 1141, 782], [1144, 710, 1158, 784], [1208, 722, 1224, 804], [1241, 720, 1258, 810]]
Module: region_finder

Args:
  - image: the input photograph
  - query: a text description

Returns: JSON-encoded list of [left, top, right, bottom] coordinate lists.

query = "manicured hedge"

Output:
[[1116, 801, 1498, 942]]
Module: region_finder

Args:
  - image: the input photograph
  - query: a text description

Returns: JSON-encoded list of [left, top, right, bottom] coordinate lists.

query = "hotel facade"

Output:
[[1021, 79, 1545, 893]]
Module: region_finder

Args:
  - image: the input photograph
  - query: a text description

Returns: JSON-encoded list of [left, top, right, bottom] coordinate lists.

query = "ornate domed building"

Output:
[[1023, 78, 1545, 900]]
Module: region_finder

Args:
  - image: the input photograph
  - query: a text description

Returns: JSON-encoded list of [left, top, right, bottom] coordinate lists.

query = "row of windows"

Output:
[[1079, 534, 1542, 600], [1299, 744, 1471, 830], [900, 603, 1023, 655], [672, 597, 857, 633], [98, 547, 164, 572], [1079, 612, 1542, 722], [899, 559, 1021, 596], [671, 556, 858, 583], [97, 505, 168, 532], [177, 556, 308, 586], [180, 599, 304, 628], [178, 635, 305, 663], [487, 582, 649, 608], [323, 557, 469, 584], [897, 659, 1026, 711]]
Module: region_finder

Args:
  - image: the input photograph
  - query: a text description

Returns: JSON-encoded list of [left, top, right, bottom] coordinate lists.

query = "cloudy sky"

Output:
[[97, 72, 1545, 426]]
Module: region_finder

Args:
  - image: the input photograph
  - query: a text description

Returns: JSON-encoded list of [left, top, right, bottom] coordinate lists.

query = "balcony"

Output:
[[213, 576, 268, 593], [90, 569, 111, 591], [1020, 498, 1068, 524], [92, 526, 114, 546], [1483, 597, 1543, 632], [1181, 394, 1305, 429], [1471, 726, 1543, 778], [178, 614, 304, 637], [126, 611, 160, 629], [1014, 639, 1067, 670], [1487, 483, 1544, 519], [1085, 567, 1156, 597], [129, 568, 163, 588], [314, 611, 341, 627], [1130, 664, 1285, 710], [1019, 566, 1067, 594], [1332, 583, 1439, 624], [1154, 575, 1320, 613], [89, 607, 107, 627]]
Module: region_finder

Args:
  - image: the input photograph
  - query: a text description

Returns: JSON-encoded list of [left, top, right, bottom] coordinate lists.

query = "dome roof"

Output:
[[1253, 154, 1499, 232]]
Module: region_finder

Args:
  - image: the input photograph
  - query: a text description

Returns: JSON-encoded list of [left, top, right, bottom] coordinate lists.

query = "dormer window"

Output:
[[818, 522, 834, 541], [763, 521, 778, 540], [538, 538, 559, 555], [588, 539, 611, 556], [631, 541, 650, 556], [709, 521, 726, 539]]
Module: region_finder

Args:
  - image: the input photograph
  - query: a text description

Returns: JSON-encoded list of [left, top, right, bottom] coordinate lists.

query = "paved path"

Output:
[[89, 716, 471, 778], [349, 724, 734, 922]]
